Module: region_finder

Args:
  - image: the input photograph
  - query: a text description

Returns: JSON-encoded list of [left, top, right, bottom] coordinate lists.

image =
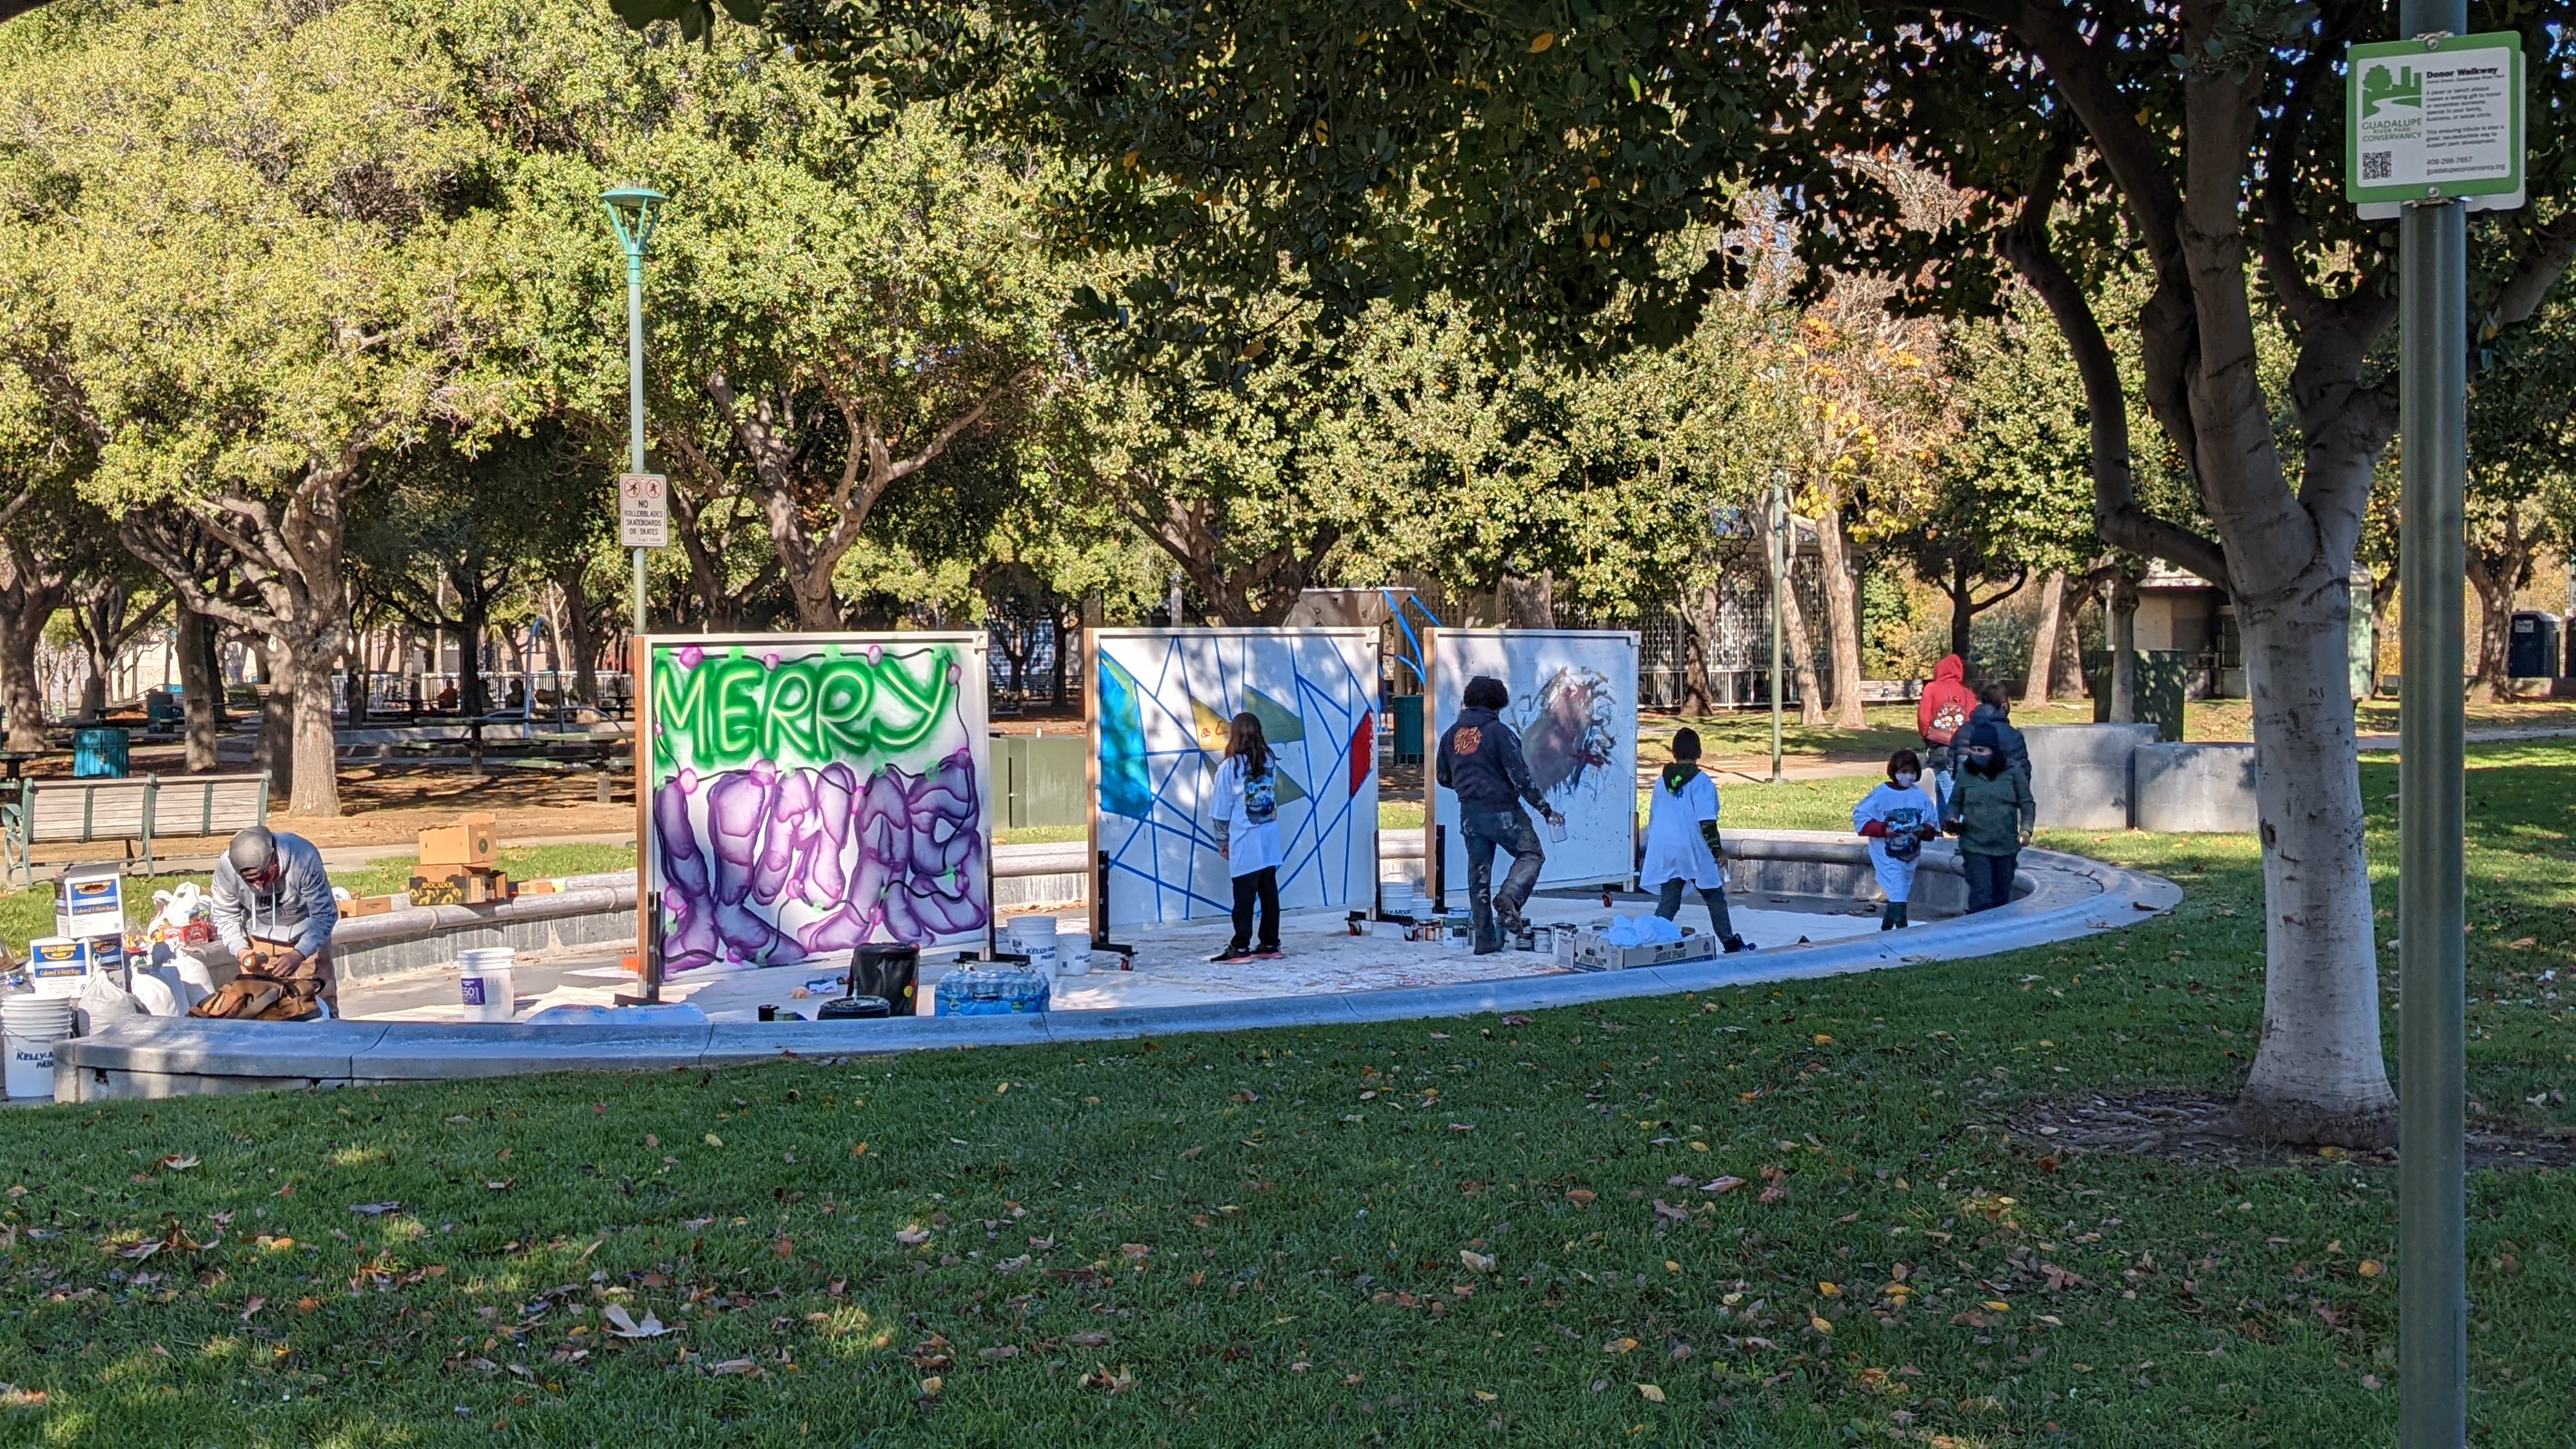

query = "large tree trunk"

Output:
[[1813, 510, 1866, 728], [1767, 544, 1825, 728], [457, 605, 487, 718], [559, 565, 600, 707], [1496, 572, 1556, 629], [2464, 536, 2531, 703], [2021, 571, 2066, 708], [0, 597, 51, 753], [281, 634, 341, 816], [2229, 586, 2395, 1146], [1678, 582, 1721, 714], [2105, 578, 2138, 724], [254, 641, 295, 802], [176, 602, 219, 772]]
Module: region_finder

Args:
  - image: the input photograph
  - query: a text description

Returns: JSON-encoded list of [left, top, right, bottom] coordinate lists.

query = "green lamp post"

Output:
[[600, 185, 667, 640]]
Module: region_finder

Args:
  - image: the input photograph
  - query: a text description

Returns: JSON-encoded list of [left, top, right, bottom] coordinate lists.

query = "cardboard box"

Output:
[[27, 936, 89, 995], [1569, 931, 1719, 972], [417, 813, 499, 868], [55, 862, 125, 940], [339, 894, 399, 919], [518, 878, 564, 896]]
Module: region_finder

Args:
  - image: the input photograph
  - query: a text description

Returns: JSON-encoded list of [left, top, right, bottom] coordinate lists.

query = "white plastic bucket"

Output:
[[3, 996, 76, 1100], [1057, 931, 1091, 978], [1007, 917, 1060, 981], [457, 947, 517, 1023]]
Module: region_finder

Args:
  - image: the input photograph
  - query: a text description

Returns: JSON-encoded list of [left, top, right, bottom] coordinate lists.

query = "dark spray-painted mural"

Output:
[[647, 636, 990, 972]]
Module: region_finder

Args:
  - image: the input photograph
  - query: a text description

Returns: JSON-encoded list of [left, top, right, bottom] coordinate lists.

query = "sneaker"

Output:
[[1723, 936, 1754, 954], [1251, 948, 1284, 960], [1209, 947, 1256, 963]]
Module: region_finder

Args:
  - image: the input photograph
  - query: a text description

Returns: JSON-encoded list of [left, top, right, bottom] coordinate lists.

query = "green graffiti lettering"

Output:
[[652, 642, 962, 776]]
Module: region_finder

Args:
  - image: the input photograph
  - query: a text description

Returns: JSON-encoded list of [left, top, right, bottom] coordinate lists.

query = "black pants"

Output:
[[1228, 867, 1280, 953], [1460, 807, 1545, 950], [1653, 878, 1737, 942], [1963, 852, 2018, 914]]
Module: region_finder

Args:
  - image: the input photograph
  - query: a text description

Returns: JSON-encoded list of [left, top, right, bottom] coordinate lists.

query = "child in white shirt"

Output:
[[1639, 729, 1751, 953], [1853, 749, 1940, 929], [1209, 711, 1284, 962]]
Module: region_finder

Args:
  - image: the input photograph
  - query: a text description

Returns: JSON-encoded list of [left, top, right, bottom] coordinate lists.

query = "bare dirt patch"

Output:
[[2016, 1091, 2576, 1171]]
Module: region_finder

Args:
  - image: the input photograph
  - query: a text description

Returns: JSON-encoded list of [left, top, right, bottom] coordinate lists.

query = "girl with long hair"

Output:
[[1210, 711, 1282, 962]]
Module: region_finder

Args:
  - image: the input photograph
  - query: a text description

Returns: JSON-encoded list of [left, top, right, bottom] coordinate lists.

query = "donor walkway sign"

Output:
[[2347, 31, 2524, 218]]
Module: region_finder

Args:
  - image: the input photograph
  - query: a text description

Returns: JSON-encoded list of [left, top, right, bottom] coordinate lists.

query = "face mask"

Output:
[[1893, 771, 1919, 789]]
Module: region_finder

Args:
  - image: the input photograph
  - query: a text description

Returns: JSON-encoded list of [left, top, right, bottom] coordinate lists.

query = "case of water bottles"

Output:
[[933, 964, 1052, 1016]]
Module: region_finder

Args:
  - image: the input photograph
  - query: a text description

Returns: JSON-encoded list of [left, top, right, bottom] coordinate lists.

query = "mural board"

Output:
[[1426, 629, 1640, 892], [643, 634, 990, 973], [1089, 629, 1380, 927]]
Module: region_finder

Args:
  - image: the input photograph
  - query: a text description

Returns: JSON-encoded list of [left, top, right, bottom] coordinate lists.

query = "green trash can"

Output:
[[1390, 695, 1423, 764], [73, 727, 131, 778]]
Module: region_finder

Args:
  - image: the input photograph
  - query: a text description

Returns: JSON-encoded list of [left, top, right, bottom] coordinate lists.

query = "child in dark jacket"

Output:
[[1945, 721, 2035, 913]]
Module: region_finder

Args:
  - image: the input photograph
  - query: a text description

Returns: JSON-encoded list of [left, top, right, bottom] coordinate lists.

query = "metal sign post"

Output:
[[2353, 16, 2522, 1449]]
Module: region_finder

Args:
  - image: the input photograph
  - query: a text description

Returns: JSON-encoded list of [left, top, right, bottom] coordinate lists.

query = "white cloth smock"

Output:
[[1852, 782, 1935, 903], [1212, 754, 1284, 877], [1639, 769, 1724, 891]]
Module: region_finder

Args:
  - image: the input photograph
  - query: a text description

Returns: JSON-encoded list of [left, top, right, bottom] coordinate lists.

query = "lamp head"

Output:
[[599, 184, 668, 255]]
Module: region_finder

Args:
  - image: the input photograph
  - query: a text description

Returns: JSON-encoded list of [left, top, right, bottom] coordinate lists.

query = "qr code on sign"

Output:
[[2363, 151, 2393, 181]]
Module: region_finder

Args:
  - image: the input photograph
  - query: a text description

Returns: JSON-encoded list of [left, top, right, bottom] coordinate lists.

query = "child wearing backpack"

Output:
[[1639, 728, 1752, 953], [1210, 711, 1283, 963], [1853, 749, 1940, 929]]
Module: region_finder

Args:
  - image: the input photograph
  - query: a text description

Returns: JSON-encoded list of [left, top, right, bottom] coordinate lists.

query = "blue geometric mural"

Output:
[[1091, 629, 1381, 926]]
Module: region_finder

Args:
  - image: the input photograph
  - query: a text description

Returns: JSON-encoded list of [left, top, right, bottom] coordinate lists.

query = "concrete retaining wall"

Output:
[[2132, 742, 2260, 833], [2021, 723, 2159, 830], [332, 873, 638, 984]]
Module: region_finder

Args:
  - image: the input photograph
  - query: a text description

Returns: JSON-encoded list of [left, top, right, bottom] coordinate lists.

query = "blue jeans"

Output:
[[1459, 807, 1545, 949], [1963, 852, 2017, 914]]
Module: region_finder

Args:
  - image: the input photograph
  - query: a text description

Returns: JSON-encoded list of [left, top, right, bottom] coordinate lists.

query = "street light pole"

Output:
[[600, 185, 667, 641], [2395, 5, 2469, 1442], [1768, 475, 1787, 785]]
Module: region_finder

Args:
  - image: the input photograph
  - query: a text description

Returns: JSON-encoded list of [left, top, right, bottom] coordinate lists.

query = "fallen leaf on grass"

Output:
[[1702, 1176, 1747, 1195], [0, 1386, 47, 1409], [1119, 1243, 1152, 1261], [1652, 1200, 1687, 1223], [1082, 1364, 1137, 1394], [1460, 1250, 1496, 1273], [1809, 1314, 1834, 1335], [1567, 1188, 1597, 1206], [348, 1202, 402, 1217], [2358, 1260, 2384, 1278], [1179, 1146, 1205, 1160], [1068, 1330, 1111, 1347], [702, 1134, 724, 1149], [707, 1358, 761, 1377], [155, 1154, 200, 1172], [1473, 1390, 1497, 1402], [979, 1345, 1020, 1362], [1637, 1383, 1666, 1404], [603, 1305, 670, 1338], [1501, 1015, 1532, 1027], [916, 1374, 942, 1395], [896, 1227, 931, 1246]]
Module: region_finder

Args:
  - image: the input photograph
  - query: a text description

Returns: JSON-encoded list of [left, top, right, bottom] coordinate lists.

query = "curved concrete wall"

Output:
[[2133, 742, 2260, 833], [2021, 723, 2159, 830]]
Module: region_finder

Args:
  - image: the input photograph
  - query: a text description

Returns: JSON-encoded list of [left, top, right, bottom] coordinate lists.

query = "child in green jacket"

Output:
[[1944, 723, 2034, 914]]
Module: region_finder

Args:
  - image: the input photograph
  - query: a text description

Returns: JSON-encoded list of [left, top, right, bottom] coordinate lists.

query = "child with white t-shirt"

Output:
[[1639, 729, 1752, 953], [1853, 748, 1940, 930], [1209, 711, 1284, 963]]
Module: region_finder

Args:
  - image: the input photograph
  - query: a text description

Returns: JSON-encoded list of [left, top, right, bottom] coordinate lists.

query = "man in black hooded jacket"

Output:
[[1436, 675, 1564, 953]]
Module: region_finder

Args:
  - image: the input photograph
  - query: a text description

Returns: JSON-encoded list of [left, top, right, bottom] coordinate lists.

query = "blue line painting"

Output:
[[1093, 629, 1381, 926]]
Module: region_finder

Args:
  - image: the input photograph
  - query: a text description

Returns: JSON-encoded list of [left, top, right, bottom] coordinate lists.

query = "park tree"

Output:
[[2462, 286, 2576, 698], [1905, 292, 2099, 680], [0, 355, 92, 753], [726, 0, 2576, 1145], [0, 0, 533, 814]]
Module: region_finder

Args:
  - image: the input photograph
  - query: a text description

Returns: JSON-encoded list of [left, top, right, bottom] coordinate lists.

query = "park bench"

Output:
[[1, 772, 272, 887]]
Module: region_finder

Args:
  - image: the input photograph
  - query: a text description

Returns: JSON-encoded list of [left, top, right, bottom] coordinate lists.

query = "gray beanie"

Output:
[[227, 826, 279, 875]]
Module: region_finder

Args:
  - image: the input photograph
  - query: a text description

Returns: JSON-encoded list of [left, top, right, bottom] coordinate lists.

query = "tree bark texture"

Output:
[[1678, 583, 1722, 714], [2464, 503, 2536, 703], [1119, 475, 1341, 626], [2021, 571, 2066, 708], [175, 602, 219, 772], [1767, 541, 1825, 728], [0, 562, 63, 755], [556, 565, 600, 707], [1813, 510, 1866, 728]]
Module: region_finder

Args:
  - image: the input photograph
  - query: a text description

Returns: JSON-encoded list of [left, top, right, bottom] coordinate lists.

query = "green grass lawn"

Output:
[[0, 845, 635, 959], [1, 749, 2570, 1444]]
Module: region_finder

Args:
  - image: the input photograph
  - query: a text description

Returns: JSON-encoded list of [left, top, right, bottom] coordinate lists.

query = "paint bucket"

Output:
[[816, 994, 893, 1021], [847, 944, 920, 1013], [457, 947, 516, 1023], [1006, 917, 1060, 981], [3, 994, 76, 1100], [1057, 932, 1092, 978], [26, 937, 88, 998]]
